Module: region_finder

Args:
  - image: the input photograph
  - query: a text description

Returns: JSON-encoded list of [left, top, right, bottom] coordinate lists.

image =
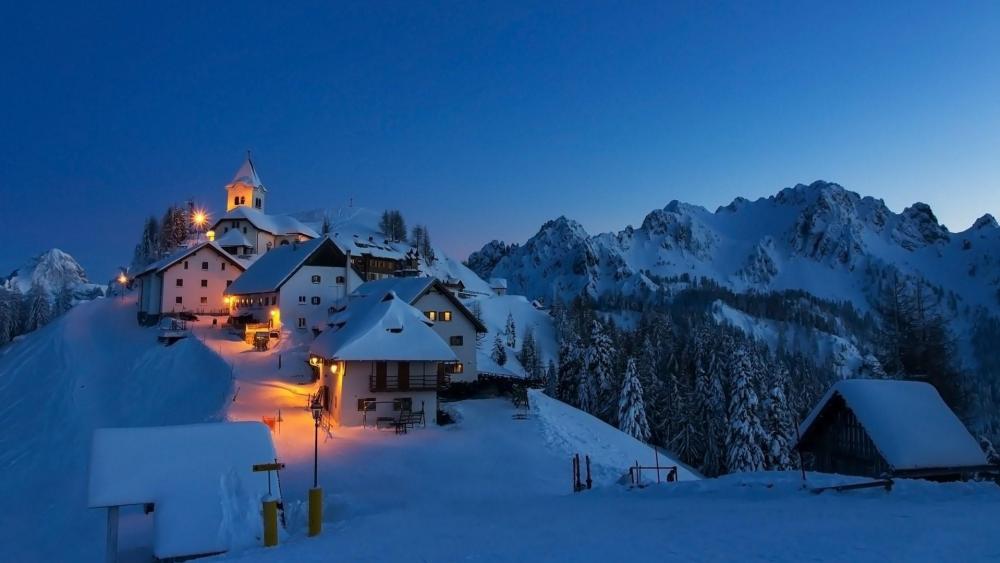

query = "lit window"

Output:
[[311, 275, 321, 284], [200, 279, 208, 287], [425, 311, 437, 321], [440, 311, 452, 322], [449, 335, 463, 346], [311, 297, 321, 305], [176, 279, 183, 287], [446, 362, 464, 374]]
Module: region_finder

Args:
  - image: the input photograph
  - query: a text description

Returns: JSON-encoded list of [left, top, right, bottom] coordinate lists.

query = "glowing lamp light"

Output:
[[192, 209, 208, 228], [309, 357, 320, 367], [206, 230, 216, 241], [330, 363, 340, 375], [270, 309, 278, 317], [117, 273, 128, 285]]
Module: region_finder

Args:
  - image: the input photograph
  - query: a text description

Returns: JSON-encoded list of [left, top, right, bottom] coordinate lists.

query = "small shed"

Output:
[[489, 277, 508, 296], [88, 422, 280, 560], [795, 379, 991, 480]]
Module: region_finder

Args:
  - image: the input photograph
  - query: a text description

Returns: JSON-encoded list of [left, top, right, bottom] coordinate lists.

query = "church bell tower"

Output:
[[225, 151, 267, 212]]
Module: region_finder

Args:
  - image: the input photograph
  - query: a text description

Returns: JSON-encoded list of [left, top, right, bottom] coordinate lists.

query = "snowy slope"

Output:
[[0, 297, 233, 562], [471, 294, 557, 376], [468, 181, 1000, 310]]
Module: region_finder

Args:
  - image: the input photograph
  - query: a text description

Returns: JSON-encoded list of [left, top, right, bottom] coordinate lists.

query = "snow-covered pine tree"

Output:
[[617, 358, 651, 442], [505, 312, 517, 349], [725, 341, 767, 473], [518, 325, 541, 381], [544, 359, 558, 397], [586, 319, 617, 421], [0, 289, 19, 345], [22, 283, 52, 333], [762, 361, 795, 470], [131, 215, 160, 270], [490, 333, 507, 366], [557, 332, 584, 405]]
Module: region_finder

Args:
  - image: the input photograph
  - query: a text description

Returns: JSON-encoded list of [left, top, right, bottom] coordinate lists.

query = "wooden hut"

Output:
[[795, 379, 992, 481]]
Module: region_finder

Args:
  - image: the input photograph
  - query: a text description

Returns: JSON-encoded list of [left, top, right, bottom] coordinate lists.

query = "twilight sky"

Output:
[[2, 1, 999, 278]]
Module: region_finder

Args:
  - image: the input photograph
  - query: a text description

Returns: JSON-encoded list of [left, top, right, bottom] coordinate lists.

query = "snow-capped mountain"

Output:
[[468, 181, 1000, 311], [2, 248, 102, 297]]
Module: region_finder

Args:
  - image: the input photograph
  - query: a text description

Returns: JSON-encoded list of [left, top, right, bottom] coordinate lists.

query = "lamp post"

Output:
[[117, 273, 128, 303], [308, 395, 323, 537]]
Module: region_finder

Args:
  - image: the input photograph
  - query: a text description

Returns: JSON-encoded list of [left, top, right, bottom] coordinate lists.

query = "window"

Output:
[[255, 198, 262, 209], [425, 311, 437, 321], [311, 275, 321, 284], [242, 227, 247, 234], [357, 398, 376, 412], [200, 297, 208, 304], [232, 221, 238, 228], [449, 335, 464, 346], [271, 296, 277, 305], [221, 263, 226, 271], [176, 279, 184, 287], [233, 196, 239, 206], [311, 297, 321, 305], [393, 398, 413, 412], [175, 296, 183, 304], [226, 280, 232, 287], [440, 311, 453, 322], [297, 317, 306, 328], [200, 279, 208, 287], [183, 261, 188, 270], [335, 275, 345, 284], [298, 296, 306, 304], [446, 362, 464, 374]]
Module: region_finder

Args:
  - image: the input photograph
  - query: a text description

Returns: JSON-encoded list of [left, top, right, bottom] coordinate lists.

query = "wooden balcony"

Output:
[[369, 370, 449, 392]]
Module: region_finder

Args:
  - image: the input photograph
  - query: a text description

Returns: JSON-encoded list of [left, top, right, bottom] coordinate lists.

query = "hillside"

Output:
[[0, 297, 233, 562], [2, 248, 104, 298]]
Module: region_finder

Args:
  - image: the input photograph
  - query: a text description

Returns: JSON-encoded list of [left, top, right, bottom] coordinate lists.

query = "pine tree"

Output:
[[132, 215, 161, 270], [491, 333, 507, 366], [725, 343, 767, 473], [518, 325, 541, 380], [586, 319, 617, 421], [763, 362, 795, 470], [557, 332, 584, 405], [544, 359, 558, 397], [22, 283, 52, 333], [321, 214, 332, 235], [505, 312, 517, 349], [0, 289, 19, 345], [617, 358, 651, 442], [379, 210, 407, 242], [54, 284, 75, 316]]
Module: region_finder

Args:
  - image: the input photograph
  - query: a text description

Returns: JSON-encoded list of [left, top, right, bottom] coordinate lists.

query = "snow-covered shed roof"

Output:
[[88, 422, 278, 559], [227, 155, 265, 190], [213, 228, 253, 248], [310, 290, 458, 361], [489, 277, 508, 289], [135, 242, 245, 278], [212, 206, 318, 238], [226, 237, 354, 295], [798, 379, 988, 471], [350, 277, 488, 332]]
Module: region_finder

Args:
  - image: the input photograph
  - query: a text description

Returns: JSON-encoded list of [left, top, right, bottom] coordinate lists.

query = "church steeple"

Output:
[[225, 151, 267, 212]]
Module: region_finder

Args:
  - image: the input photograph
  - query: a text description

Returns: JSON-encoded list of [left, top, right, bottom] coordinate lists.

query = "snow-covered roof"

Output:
[[213, 228, 253, 248], [489, 277, 508, 289], [88, 422, 278, 559], [213, 206, 318, 238], [798, 379, 988, 470], [135, 242, 245, 278], [227, 155, 264, 190], [350, 277, 488, 332], [227, 237, 345, 295], [310, 290, 457, 361]]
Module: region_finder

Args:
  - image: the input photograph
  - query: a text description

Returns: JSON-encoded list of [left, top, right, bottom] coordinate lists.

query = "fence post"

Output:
[[585, 455, 592, 490], [655, 448, 661, 483]]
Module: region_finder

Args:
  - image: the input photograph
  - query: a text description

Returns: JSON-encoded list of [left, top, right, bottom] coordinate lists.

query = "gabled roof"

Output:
[[310, 291, 458, 362], [798, 379, 988, 471], [352, 277, 488, 332], [211, 207, 319, 238], [135, 242, 246, 278], [227, 155, 265, 190], [226, 237, 352, 295], [213, 228, 253, 248]]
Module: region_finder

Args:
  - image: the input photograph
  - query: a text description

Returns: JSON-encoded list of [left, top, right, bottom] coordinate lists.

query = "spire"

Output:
[[229, 151, 264, 190]]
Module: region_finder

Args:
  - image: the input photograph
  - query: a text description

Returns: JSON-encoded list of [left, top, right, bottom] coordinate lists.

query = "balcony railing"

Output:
[[369, 371, 450, 392]]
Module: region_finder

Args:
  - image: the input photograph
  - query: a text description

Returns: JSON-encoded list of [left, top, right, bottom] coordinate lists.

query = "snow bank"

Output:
[[89, 422, 277, 559], [529, 390, 699, 484]]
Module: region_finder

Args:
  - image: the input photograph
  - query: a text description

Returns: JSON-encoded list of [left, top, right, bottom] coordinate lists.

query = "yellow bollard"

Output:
[[308, 487, 323, 537], [263, 499, 279, 547]]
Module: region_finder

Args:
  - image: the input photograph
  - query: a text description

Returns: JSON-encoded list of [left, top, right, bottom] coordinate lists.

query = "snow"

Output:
[[470, 293, 558, 377], [226, 237, 334, 295], [88, 422, 278, 560], [2, 247, 102, 296], [350, 276, 487, 331], [136, 241, 244, 278], [799, 379, 989, 470], [310, 290, 457, 361], [229, 156, 264, 189], [215, 228, 254, 248], [216, 207, 318, 238], [0, 296, 233, 562]]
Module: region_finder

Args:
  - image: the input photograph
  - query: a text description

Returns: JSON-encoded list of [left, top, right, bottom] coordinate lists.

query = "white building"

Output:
[[309, 290, 457, 427], [209, 155, 318, 258], [225, 237, 363, 333], [134, 242, 246, 324], [489, 277, 508, 296], [350, 277, 487, 383]]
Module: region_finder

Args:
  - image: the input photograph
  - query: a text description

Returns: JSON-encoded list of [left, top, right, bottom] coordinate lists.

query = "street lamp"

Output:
[[191, 209, 209, 242], [117, 273, 128, 302], [309, 395, 324, 537]]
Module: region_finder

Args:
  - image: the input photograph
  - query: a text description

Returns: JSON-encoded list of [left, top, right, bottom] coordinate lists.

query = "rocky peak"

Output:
[[2, 249, 91, 294], [972, 213, 998, 230]]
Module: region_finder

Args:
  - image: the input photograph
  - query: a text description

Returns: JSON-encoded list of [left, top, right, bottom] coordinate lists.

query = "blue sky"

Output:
[[1, 1, 999, 278]]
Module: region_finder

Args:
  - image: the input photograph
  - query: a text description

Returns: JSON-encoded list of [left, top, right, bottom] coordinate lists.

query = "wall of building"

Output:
[[159, 247, 243, 315], [277, 265, 353, 332], [226, 183, 265, 212], [327, 360, 439, 427], [137, 272, 164, 316], [414, 289, 479, 382]]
